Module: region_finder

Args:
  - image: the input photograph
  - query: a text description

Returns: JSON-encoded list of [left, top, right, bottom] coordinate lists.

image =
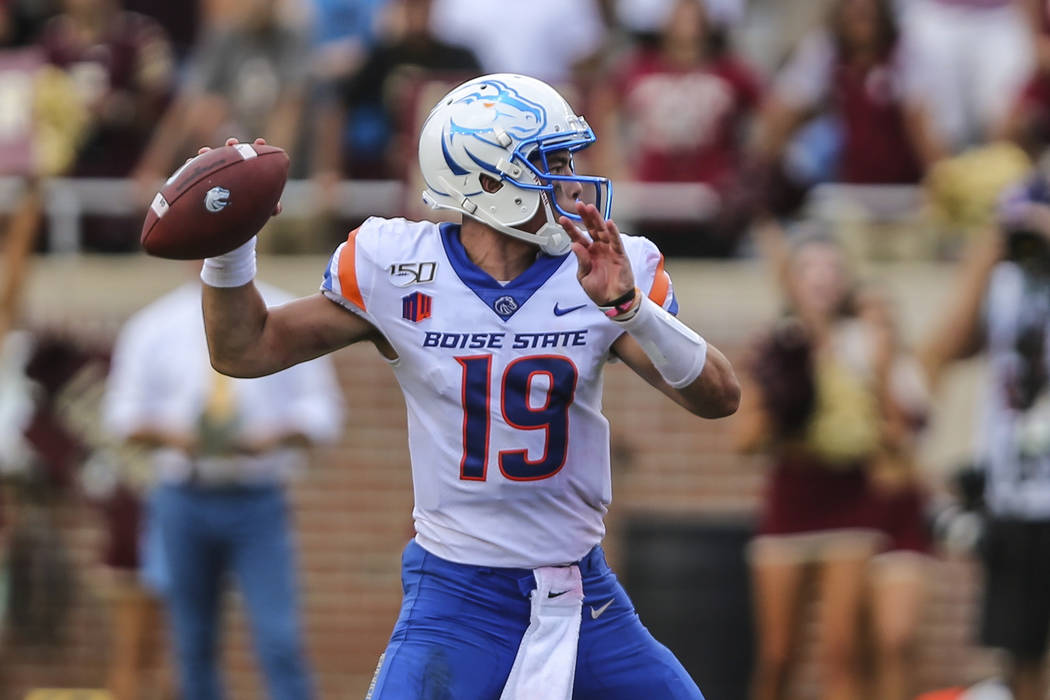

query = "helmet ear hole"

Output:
[[479, 174, 503, 194]]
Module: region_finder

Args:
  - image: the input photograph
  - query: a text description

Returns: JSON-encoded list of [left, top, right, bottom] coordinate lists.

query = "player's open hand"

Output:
[[558, 202, 635, 306]]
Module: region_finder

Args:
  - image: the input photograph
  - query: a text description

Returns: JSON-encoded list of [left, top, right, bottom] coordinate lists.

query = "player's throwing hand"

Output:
[[558, 201, 636, 307], [200, 137, 282, 216]]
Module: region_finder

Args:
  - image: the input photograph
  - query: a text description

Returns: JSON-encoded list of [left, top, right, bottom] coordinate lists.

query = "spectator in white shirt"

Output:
[[103, 276, 344, 700]]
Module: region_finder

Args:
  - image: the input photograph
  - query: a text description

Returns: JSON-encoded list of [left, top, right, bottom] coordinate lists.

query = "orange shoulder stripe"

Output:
[[648, 255, 670, 308], [337, 227, 366, 312]]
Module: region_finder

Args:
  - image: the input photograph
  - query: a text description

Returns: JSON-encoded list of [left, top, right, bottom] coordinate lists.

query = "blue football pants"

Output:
[[367, 539, 705, 699]]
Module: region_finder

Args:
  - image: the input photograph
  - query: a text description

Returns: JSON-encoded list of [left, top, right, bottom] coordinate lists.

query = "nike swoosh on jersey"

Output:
[[590, 598, 615, 619], [553, 303, 587, 316]]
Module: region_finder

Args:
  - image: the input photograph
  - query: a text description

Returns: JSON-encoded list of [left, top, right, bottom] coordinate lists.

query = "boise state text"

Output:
[[422, 330, 589, 350]]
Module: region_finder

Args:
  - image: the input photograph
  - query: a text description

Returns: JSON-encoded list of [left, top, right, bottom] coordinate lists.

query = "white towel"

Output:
[[499, 565, 584, 700]]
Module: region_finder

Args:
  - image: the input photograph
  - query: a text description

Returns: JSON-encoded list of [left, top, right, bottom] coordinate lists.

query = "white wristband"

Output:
[[616, 295, 707, 389], [200, 236, 257, 288]]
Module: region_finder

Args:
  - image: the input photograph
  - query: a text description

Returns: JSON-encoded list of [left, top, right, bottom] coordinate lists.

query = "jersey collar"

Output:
[[439, 223, 571, 321]]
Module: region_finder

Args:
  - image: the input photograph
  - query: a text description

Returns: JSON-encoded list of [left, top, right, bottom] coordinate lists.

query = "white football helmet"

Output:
[[418, 73, 612, 255]]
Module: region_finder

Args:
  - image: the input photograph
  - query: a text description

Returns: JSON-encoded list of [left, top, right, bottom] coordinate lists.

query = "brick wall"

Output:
[[0, 256, 1020, 699]]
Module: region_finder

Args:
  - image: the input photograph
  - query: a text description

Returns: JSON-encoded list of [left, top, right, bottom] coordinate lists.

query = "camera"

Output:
[[999, 172, 1050, 272], [1004, 227, 1050, 269], [929, 463, 987, 555]]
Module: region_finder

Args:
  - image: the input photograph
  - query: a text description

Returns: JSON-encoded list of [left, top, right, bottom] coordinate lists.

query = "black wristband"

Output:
[[601, 287, 636, 309]]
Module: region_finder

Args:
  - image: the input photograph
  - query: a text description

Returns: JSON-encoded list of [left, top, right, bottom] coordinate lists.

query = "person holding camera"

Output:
[[920, 165, 1050, 700]]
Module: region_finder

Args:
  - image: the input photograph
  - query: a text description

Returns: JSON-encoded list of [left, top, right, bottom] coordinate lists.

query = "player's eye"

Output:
[[547, 157, 572, 175]]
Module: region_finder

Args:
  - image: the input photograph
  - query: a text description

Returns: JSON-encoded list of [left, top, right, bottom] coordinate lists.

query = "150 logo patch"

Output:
[[389, 262, 437, 287]]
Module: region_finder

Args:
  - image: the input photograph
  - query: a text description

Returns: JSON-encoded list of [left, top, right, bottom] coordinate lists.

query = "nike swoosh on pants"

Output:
[[590, 598, 614, 619]]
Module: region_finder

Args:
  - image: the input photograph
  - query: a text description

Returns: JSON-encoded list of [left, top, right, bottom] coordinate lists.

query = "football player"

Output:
[[199, 74, 740, 699]]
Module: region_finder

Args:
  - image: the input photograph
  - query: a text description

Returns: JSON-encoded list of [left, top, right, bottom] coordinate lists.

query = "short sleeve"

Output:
[[320, 217, 383, 324], [103, 314, 163, 438], [624, 235, 679, 315]]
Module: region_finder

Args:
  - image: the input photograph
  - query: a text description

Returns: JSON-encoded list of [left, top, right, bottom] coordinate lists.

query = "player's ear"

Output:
[[479, 174, 503, 194]]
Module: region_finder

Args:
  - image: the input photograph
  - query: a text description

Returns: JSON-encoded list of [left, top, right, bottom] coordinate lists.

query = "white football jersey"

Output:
[[321, 217, 678, 568]]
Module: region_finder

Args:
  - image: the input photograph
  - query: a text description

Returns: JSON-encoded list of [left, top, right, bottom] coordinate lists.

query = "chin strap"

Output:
[[533, 222, 571, 255], [531, 191, 572, 255]]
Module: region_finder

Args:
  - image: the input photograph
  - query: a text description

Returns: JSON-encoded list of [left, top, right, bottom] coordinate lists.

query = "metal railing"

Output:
[[0, 176, 925, 254], [0, 177, 406, 254]]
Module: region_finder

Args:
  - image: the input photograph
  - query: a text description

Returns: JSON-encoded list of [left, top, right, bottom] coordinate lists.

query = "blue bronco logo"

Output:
[[441, 78, 547, 176]]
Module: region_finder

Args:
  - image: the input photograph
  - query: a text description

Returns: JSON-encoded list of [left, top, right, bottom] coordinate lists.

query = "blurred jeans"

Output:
[[154, 483, 312, 700], [139, 489, 169, 597]]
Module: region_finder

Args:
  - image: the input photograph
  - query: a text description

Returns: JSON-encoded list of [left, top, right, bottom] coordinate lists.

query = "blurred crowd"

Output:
[[0, 0, 1047, 256]]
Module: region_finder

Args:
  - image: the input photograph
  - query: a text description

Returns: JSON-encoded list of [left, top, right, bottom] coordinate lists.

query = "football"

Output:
[[140, 142, 289, 259]]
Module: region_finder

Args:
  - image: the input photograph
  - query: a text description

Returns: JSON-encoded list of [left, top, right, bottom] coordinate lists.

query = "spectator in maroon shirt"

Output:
[[37, 0, 175, 251], [1000, 0, 1050, 155], [596, 2, 760, 186], [39, 0, 174, 178], [591, 0, 763, 256], [755, 0, 944, 215]]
